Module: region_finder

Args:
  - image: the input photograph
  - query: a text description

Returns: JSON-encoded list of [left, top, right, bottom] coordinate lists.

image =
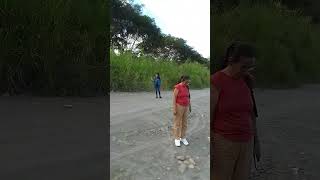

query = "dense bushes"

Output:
[[212, 2, 320, 88], [0, 0, 108, 96], [110, 51, 209, 92]]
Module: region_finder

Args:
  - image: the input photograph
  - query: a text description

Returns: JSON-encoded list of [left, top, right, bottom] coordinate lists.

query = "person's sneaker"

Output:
[[174, 139, 181, 147], [181, 138, 189, 146], [159, 96, 162, 98]]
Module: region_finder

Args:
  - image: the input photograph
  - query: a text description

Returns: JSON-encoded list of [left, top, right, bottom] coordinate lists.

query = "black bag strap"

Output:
[[186, 85, 190, 99], [244, 76, 258, 117]]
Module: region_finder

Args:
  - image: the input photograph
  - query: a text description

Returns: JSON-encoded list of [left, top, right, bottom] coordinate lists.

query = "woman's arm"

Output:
[[173, 88, 179, 115]]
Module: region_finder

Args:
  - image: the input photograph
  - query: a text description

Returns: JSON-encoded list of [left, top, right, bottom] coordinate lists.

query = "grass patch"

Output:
[[111, 51, 209, 92]]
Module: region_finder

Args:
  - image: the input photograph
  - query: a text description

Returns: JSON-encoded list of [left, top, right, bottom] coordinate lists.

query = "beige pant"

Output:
[[172, 104, 189, 139], [212, 133, 253, 180]]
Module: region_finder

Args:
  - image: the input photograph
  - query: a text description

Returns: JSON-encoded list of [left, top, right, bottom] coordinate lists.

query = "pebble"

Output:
[[292, 167, 299, 175], [111, 136, 116, 141], [178, 163, 187, 173], [64, 104, 73, 108], [189, 158, 196, 165], [186, 155, 191, 159], [196, 156, 200, 160], [176, 155, 185, 161], [183, 160, 190, 165], [188, 164, 195, 169], [166, 167, 171, 171]]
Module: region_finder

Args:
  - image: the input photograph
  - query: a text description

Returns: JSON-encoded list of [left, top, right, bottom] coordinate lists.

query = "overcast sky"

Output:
[[134, 0, 210, 58]]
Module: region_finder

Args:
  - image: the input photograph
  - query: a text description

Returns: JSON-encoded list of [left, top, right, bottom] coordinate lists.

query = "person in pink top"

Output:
[[172, 75, 191, 147], [211, 42, 261, 180]]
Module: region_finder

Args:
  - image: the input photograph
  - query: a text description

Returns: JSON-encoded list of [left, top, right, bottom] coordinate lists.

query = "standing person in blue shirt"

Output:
[[154, 73, 162, 98]]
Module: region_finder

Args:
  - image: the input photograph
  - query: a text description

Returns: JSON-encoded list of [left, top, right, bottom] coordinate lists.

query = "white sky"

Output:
[[134, 0, 210, 58]]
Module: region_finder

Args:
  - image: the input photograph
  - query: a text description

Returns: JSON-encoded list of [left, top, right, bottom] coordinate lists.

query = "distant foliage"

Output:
[[111, 0, 209, 65], [212, 2, 320, 88], [110, 51, 209, 92], [0, 0, 108, 96]]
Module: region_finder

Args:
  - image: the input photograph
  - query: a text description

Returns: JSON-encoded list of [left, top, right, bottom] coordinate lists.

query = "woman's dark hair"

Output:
[[222, 42, 258, 117], [176, 75, 190, 85], [178, 75, 191, 98], [179, 75, 190, 83], [221, 42, 256, 69]]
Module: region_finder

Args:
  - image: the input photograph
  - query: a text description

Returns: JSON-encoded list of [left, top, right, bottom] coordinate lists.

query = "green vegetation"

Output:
[[0, 0, 108, 96], [212, 1, 320, 88], [110, 0, 209, 92], [111, 0, 209, 65], [111, 51, 209, 92]]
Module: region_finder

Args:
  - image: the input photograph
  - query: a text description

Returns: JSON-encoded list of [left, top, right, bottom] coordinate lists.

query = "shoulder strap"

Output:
[[187, 85, 190, 99], [244, 76, 258, 117]]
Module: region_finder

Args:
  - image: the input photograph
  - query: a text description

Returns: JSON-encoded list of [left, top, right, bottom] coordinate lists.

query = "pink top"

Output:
[[174, 83, 190, 106], [211, 71, 254, 142]]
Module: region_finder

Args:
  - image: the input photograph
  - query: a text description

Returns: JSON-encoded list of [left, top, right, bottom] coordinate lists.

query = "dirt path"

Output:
[[110, 89, 210, 180], [111, 85, 320, 180], [1, 84, 319, 179], [0, 97, 108, 180], [250, 84, 320, 180]]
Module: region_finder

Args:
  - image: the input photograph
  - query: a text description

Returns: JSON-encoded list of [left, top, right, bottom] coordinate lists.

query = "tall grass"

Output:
[[0, 0, 108, 96], [110, 51, 209, 92], [213, 2, 320, 88]]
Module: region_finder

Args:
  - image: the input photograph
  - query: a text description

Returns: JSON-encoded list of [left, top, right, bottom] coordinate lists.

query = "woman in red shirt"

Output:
[[172, 75, 191, 147], [211, 42, 261, 180]]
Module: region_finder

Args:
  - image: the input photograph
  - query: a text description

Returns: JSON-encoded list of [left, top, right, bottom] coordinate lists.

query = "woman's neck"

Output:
[[223, 66, 241, 79]]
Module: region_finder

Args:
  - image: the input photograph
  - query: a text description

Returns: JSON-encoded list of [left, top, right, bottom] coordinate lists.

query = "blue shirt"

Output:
[[154, 78, 161, 86]]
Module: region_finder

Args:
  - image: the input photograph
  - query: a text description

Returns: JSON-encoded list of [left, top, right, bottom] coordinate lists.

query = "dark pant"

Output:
[[155, 85, 161, 97]]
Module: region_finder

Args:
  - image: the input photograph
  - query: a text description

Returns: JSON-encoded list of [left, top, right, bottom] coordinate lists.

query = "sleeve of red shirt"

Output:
[[211, 72, 223, 89], [174, 84, 180, 91]]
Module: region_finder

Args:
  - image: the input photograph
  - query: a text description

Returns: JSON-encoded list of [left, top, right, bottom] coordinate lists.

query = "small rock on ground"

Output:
[[112, 136, 117, 141], [178, 164, 187, 173], [176, 155, 185, 161], [183, 160, 190, 165], [189, 158, 196, 165]]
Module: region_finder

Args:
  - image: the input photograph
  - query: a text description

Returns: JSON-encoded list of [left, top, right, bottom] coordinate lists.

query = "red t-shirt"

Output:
[[174, 83, 190, 106], [211, 71, 254, 142]]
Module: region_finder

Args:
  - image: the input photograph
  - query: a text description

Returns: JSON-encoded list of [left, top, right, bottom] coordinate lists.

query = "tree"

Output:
[[111, 0, 207, 64]]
